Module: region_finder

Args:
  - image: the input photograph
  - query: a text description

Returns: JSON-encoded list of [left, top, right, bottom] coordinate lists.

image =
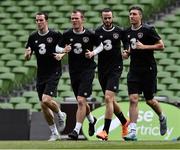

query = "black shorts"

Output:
[[70, 69, 95, 98], [36, 71, 61, 101], [127, 69, 157, 100], [98, 67, 122, 93]]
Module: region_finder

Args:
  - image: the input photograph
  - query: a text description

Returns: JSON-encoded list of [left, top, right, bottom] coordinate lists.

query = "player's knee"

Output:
[[77, 96, 86, 106], [129, 94, 139, 104], [42, 95, 51, 106], [105, 94, 113, 104]]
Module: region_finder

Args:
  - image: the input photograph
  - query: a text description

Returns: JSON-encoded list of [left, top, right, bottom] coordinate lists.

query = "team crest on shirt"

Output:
[[113, 33, 119, 39], [83, 37, 89, 43], [47, 37, 53, 43], [137, 32, 143, 39]]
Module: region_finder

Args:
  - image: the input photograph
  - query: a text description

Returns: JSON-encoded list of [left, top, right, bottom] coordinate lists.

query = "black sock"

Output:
[[103, 119, 111, 134], [115, 112, 127, 125]]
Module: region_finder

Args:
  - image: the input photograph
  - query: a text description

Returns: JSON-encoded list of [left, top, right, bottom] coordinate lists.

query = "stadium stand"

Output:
[[0, 0, 179, 110]]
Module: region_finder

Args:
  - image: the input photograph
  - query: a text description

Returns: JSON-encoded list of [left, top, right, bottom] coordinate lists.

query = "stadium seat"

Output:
[[94, 4, 109, 11], [23, 6, 38, 13], [164, 46, 179, 55], [9, 97, 26, 106], [71, 0, 85, 6], [19, 18, 33, 25], [33, 103, 41, 111], [1, 54, 16, 61], [161, 77, 178, 85], [12, 66, 29, 86], [168, 84, 180, 93], [1, 18, 16, 25], [165, 65, 180, 74], [0, 72, 15, 94], [28, 97, 39, 105], [161, 28, 177, 35], [7, 24, 23, 31], [17, 0, 33, 7], [41, 6, 56, 13], [0, 103, 14, 109], [15, 103, 33, 110], [6, 6, 21, 13], [1, 35, 16, 42], [106, 0, 120, 5], [1, 0, 16, 7], [6, 60, 23, 69], [0, 48, 11, 56], [173, 40, 180, 47], [173, 71, 180, 79], [76, 5, 91, 12], [157, 84, 167, 91], [24, 60, 37, 78], [22, 91, 38, 101], [59, 91, 74, 98], [0, 61, 5, 67], [53, 0, 67, 6], [162, 14, 178, 23], [6, 41, 22, 49], [0, 67, 10, 73], [88, 0, 103, 6], [13, 30, 28, 37], [0, 13, 10, 19], [158, 59, 175, 67]]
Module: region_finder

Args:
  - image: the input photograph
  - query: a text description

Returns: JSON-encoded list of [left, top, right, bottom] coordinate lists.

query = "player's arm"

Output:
[[136, 39, 164, 51], [53, 53, 66, 61], [24, 47, 32, 61], [54, 44, 71, 61], [85, 42, 103, 59]]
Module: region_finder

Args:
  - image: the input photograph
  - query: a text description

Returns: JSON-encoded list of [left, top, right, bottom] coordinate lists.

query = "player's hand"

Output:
[[64, 44, 71, 53], [122, 49, 130, 59], [24, 47, 32, 61], [53, 53, 66, 61], [85, 50, 94, 59], [136, 40, 144, 49]]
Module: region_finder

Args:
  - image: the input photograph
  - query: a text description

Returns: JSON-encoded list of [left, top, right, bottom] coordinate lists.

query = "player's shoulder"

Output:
[[63, 28, 73, 35], [142, 23, 155, 30], [85, 28, 95, 34], [114, 24, 123, 30], [49, 28, 62, 35], [124, 26, 131, 32], [95, 25, 103, 32], [29, 30, 38, 37]]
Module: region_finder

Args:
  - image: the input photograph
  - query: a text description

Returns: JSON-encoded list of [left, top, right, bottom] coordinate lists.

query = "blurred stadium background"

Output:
[[0, 0, 179, 140]]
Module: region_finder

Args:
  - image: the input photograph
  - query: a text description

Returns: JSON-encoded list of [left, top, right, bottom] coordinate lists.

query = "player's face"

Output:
[[102, 11, 113, 29], [35, 15, 48, 31], [129, 9, 142, 25], [71, 12, 84, 31]]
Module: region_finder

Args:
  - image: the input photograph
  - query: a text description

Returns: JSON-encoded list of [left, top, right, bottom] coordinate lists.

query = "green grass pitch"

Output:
[[0, 141, 179, 149]]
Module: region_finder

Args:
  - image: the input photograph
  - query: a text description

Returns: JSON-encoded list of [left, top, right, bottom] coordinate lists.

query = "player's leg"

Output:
[[44, 73, 67, 133], [68, 96, 87, 140], [36, 81, 60, 141], [86, 103, 97, 136], [113, 100, 129, 138], [123, 73, 140, 141], [68, 70, 96, 139], [41, 99, 60, 141], [41, 94, 66, 133], [96, 90, 114, 140], [143, 74, 167, 136]]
